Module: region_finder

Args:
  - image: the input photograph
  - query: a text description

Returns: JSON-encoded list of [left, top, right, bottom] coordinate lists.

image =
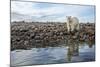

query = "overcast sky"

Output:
[[11, 1, 95, 23]]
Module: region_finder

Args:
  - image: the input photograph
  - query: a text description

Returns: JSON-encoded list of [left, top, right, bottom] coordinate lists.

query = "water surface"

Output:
[[11, 41, 95, 66]]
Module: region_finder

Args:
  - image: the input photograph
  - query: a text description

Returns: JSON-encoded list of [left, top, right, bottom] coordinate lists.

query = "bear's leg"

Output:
[[67, 23, 70, 33], [76, 24, 80, 31], [70, 24, 75, 32]]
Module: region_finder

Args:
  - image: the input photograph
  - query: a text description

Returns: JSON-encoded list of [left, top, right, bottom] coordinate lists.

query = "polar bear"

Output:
[[66, 16, 80, 32]]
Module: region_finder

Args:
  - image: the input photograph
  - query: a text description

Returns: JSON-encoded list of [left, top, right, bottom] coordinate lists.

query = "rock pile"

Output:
[[11, 22, 95, 50]]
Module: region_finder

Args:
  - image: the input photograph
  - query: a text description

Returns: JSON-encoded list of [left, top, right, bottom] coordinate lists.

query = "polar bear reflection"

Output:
[[67, 40, 79, 62]]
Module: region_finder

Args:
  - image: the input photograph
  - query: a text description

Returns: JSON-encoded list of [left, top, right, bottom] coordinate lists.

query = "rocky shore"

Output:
[[11, 22, 95, 51]]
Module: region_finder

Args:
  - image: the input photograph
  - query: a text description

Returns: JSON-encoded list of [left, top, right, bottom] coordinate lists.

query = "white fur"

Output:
[[66, 16, 79, 32]]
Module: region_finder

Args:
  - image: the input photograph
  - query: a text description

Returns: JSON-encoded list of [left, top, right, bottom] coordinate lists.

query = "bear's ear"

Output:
[[67, 16, 71, 18], [66, 16, 69, 19], [67, 16, 71, 19]]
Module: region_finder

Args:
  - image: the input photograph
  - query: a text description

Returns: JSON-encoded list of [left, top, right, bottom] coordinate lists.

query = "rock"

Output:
[[35, 40, 42, 43], [79, 38, 84, 41], [60, 32, 63, 36], [57, 36, 62, 39], [24, 41, 29, 45], [20, 29, 28, 32], [63, 32, 68, 35], [46, 32, 54, 37], [11, 22, 95, 50], [72, 36, 77, 39], [31, 25, 35, 29], [34, 36, 40, 40], [30, 33, 35, 39], [16, 38, 20, 42]]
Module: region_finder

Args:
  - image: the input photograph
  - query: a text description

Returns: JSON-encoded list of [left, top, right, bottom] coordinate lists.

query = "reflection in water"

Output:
[[67, 39, 94, 62], [11, 40, 95, 66], [67, 40, 79, 62], [87, 41, 94, 48]]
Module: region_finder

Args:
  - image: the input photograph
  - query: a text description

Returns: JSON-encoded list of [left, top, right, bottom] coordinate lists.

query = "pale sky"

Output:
[[11, 1, 95, 23]]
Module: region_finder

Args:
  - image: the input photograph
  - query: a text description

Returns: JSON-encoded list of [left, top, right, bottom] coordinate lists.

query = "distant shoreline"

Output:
[[11, 21, 95, 23]]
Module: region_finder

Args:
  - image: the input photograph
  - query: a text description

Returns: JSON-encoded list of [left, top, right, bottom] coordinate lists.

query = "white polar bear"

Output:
[[66, 16, 80, 32]]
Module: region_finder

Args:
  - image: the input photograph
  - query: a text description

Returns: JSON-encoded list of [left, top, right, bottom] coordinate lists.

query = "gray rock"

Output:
[[24, 41, 29, 45], [35, 40, 42, 43]]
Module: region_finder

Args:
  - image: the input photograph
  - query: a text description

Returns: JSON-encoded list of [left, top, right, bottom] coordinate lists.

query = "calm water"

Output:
[[11, 41, 95, 66]]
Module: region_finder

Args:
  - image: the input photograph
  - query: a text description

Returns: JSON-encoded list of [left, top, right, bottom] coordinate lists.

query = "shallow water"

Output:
[[11, 41, 95, 66]]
